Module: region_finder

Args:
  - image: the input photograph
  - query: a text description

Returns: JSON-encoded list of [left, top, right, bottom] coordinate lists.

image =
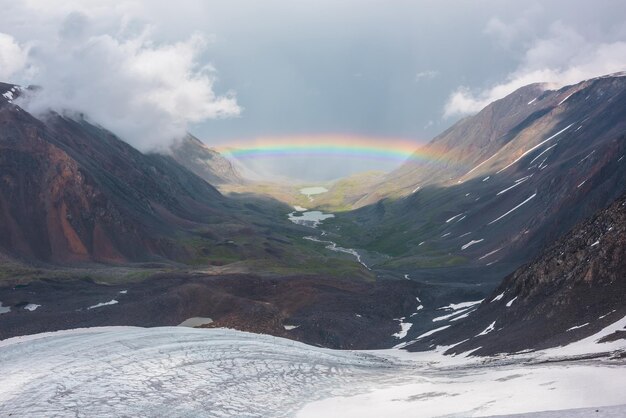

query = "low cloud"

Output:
[[483, 5, 543, 49], [0, 33, 29, 81], [444, 22, 626, 117], [6, 6, 240, 151]]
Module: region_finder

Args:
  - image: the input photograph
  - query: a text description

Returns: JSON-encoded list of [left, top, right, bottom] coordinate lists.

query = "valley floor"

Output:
[[0, 322, 624, 417]]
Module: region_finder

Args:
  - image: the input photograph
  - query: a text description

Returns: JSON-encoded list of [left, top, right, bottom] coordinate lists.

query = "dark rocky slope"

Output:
[[0, 82, 289, 265], [408, 190, 626, 355], [0, 273, 423, 349]]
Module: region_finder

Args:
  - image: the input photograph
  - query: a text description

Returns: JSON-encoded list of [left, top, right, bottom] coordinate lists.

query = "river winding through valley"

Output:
[[287, 187, 369, 268]]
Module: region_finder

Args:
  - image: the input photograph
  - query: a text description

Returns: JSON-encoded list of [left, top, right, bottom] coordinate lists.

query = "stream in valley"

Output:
[[288, 187, 368, 268]]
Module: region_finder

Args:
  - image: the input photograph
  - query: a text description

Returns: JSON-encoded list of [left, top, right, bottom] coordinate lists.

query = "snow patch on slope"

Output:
[[497, 124, 574, 174], [488, 193, 537, 225], [439, 300, 483, 311], [432, 307, 473, 322], [558, 92, 575, 106], [567, 323, 589, 332], [0, 302, 10, 314], [491, 292, 505, 302], [477, 321, 497, 336], [446, 213, 465, 223], [461, 239, 484, 250], [462, 151, 501, 178], [87, 300, 118, 310], [415, 325, 451, 340], [480, 248, 501, 260], [393, 319, 413, 339]]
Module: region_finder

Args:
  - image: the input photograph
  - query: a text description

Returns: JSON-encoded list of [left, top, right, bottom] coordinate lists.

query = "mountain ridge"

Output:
[[324, 73, 626, 275], [170, 134, 245, 186], [0, 82, 307, 267]]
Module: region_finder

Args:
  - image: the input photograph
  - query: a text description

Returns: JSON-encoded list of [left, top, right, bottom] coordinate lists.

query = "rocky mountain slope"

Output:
[[0, 81, 424, 349], [407, 188, 626, 355], [0, 82, 296, 265], [170, 134, 245, 186], [325, 73, 626, 278], [0, 272, 424, 349], [0, 84, 249, 263]]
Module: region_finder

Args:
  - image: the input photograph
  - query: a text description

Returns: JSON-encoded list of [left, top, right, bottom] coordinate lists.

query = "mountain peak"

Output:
[[170, 134, 245, 186]]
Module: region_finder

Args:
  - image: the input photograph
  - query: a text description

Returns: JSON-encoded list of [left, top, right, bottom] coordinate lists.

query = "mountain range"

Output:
[[0, 73, 624, 355], [0, 82, 419, 348]]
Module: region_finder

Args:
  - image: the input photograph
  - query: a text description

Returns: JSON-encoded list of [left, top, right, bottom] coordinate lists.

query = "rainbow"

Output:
[[214, 134, 435, 163]]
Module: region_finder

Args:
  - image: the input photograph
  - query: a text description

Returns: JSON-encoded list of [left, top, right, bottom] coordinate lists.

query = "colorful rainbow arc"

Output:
[[214, 135, 446, 163]]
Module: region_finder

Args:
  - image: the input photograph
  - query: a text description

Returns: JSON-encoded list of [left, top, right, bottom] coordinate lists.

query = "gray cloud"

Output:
[[1, 0, 625, 180], [0, 33, 28, 80], [4, 2, 240, 150], [483, 5, 543, 49], [445, 15, 626, 117]]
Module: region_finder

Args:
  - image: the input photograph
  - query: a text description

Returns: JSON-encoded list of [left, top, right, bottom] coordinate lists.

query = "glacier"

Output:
[[0, 325, 624, 417]]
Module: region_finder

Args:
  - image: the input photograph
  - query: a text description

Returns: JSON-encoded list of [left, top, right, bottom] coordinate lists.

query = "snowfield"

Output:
[[0, 327, 394, 417], [0, 325, 624, 417]]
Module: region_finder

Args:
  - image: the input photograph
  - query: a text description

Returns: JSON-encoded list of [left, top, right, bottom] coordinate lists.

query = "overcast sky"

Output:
[[1, 1, 625, 181]]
